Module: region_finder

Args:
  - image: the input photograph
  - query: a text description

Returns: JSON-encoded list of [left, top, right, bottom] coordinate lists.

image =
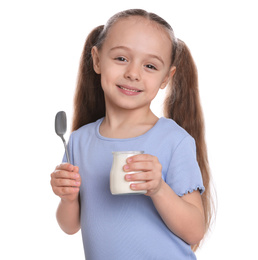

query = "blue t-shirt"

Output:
[[65, 117, 204, 260]]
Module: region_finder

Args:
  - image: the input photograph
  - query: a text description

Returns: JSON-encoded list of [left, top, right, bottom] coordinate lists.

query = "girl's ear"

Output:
[[160, 66, 176, 89], [91, 46, 101, 74]]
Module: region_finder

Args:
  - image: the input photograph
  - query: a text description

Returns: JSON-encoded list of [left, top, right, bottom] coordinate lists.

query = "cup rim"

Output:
[[112, 151, 144, 155]]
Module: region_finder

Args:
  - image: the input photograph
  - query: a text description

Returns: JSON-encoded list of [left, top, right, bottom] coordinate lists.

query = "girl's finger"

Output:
[[124, 161, 153, 172], [130, 180, 154, 192], [56, 163, 74, 171], [54, 186, 80, 197], [52, 170, 80, 181], [53, 178, 80, 188], [55, 164, 79, 174], [125, 171, 153, 181]]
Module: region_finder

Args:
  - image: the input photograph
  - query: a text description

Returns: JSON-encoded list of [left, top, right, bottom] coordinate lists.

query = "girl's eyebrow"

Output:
[[109, 46, 164, 65]]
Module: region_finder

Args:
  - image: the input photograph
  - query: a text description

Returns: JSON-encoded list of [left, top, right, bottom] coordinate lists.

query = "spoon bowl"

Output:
[[55, 111, 70, 163]]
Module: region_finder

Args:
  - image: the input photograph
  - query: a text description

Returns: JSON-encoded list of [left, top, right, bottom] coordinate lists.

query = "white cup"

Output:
[[110, 151, 147, 195]]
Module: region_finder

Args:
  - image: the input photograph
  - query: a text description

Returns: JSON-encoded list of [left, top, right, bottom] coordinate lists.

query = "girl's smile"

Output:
[[117, 84, 143, 95]]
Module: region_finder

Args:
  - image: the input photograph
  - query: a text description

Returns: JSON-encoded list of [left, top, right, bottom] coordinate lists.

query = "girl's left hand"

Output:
[[123, 154, 163, 196]]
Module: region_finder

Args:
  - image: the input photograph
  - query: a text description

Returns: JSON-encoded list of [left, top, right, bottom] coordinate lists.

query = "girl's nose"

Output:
[[124, 63, 141, 81]]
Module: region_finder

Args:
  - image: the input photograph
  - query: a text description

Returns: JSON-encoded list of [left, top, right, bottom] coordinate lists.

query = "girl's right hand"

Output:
[[50, 163, 81, 202]]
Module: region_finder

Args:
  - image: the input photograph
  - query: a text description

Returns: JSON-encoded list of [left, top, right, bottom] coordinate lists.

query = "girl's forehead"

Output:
[[104, 16, 172, 53], [107, 16, 170, 39]]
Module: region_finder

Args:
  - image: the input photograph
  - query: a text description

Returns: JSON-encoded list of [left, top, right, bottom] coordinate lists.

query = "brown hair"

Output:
[[164, 39, 214, 251], [72, 9, 215, 251]]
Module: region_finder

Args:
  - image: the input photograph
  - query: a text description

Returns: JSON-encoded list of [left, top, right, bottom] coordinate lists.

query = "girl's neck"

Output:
[[99, 108, 159, 139]]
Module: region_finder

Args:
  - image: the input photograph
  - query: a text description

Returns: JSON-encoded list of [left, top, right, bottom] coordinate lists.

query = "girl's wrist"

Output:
[[149, 179, 166, 199], [60, 195, 79, 205]]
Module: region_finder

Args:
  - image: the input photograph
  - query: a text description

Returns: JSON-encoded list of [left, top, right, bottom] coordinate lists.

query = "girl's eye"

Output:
[[145, 64, 157, 70], [115, 57, 127, 62]]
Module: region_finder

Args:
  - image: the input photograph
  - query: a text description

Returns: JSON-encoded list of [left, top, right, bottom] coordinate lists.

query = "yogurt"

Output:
[[110, 151, 147, 195]]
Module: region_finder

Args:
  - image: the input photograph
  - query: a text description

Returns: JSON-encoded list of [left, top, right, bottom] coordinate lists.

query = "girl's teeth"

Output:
[[119, 86, 140, 92]]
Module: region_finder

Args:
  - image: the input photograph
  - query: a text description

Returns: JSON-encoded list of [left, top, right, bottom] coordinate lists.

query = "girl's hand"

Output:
[[50, 163, 81, 202], [123, 154, 163, 196]]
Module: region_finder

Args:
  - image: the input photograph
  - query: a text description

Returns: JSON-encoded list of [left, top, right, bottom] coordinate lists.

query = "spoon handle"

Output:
[[63, 140, 70, 164]]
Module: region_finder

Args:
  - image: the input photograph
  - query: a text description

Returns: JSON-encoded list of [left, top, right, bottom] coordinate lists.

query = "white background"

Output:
[[1, 0, 257, 259]]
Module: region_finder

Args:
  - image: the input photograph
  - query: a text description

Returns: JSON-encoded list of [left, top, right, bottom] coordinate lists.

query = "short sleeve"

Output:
[[166, 136, 205, 196]]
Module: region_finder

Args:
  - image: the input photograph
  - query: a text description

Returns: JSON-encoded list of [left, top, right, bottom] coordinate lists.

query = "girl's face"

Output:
[[92, 17, 175, 112]]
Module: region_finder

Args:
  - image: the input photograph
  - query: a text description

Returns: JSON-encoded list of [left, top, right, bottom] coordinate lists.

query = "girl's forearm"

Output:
[[56, 198, 80, 235], [150, 181, 205, 245]]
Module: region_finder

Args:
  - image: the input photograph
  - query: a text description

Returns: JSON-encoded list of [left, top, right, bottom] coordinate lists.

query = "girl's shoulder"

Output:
[[70, 118, 103, 139], [155, 117, 197, 151], [158, 117, 190, 140]]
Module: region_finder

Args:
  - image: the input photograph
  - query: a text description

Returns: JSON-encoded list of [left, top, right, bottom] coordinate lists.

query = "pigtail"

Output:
[[72, 25, 106, 131], [164, 39, 213, 249]]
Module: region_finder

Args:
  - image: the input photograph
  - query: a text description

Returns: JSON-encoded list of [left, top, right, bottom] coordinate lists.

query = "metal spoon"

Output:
[[55, 111, 70, 164]]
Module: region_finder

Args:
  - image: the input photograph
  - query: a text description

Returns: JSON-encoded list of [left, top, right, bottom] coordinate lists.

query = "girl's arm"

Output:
[[124, 154, 205, 245], [150, 182, 205, 245], [51, 163, 81, 235], [56, 197, 80, 235]]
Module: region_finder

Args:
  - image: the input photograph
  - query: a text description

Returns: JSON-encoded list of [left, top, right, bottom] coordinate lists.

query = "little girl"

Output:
[[51, 9, 213, 260]]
